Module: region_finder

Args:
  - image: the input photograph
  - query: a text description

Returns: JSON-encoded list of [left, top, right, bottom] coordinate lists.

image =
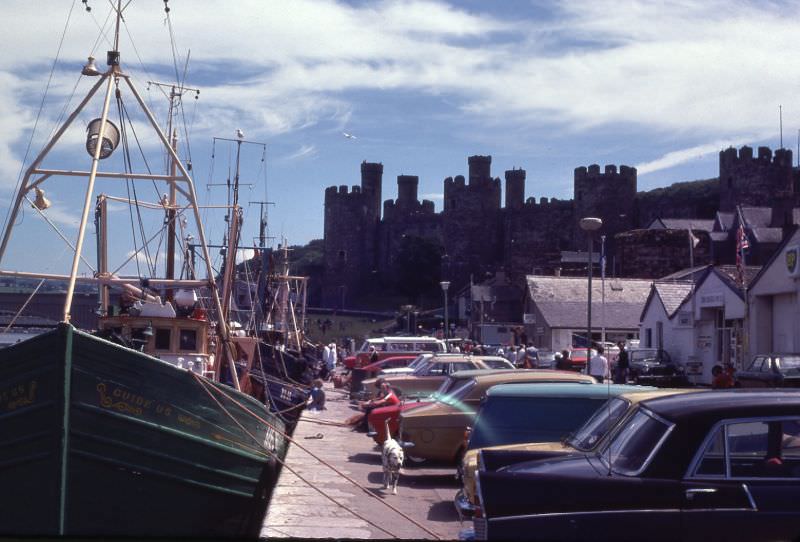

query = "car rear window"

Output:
[[467, 396, 607, 450], [603, 410, 672, 475], [569, 397, 630, 451]]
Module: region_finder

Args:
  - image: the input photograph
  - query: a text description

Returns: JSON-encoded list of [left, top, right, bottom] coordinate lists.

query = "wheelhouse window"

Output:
[[154, 328, 171, 350], [179, 329, 197, 351], [603, 410, 672, 475]]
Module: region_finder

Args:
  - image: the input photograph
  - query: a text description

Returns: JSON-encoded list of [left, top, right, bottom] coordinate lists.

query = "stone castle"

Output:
[[322, 145, 800, 308]]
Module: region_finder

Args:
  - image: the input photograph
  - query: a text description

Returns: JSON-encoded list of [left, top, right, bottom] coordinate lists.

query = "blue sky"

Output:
[[0, 0, 798, 278]]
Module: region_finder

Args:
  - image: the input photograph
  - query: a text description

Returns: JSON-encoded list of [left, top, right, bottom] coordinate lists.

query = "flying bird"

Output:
[[236, 128, 244, 139], [342, 132, 357, 140]]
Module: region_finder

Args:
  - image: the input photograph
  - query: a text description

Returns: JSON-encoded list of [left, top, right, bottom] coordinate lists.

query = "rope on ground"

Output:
[[191, 373, 400, 540], [192, 373, 443, 541]]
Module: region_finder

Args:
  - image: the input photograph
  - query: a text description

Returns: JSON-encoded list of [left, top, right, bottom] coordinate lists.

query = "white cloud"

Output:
[[282, 144, 317, 161], [635, 135, 770, 176], [420, 192, 443, 200]]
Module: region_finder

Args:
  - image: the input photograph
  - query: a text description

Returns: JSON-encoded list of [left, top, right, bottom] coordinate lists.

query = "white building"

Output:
[[640, 265, 759, 385], [748, 227, 800, 358]]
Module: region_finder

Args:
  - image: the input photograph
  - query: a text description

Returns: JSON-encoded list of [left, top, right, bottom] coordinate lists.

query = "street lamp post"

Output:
[[440, 281, 451, 339], [579, 217, 603, 356]]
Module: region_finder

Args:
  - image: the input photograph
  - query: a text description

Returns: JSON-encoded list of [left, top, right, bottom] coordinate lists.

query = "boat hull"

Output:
[[0, 323, 287, 537]]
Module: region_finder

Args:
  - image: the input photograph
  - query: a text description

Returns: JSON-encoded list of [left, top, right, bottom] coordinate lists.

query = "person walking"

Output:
[[614, 341, 629, 384], [588, 345, 610, 383]]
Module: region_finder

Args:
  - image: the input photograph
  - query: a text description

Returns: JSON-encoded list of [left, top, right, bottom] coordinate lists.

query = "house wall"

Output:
[[748, 228, 800, 359], [639, 295, 695, 378]]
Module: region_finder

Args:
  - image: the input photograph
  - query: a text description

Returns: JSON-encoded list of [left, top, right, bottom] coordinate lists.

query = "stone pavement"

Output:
[[262, 382, 464, 540]]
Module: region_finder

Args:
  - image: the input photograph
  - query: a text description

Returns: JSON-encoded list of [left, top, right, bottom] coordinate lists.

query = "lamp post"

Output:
[[579, 217, 603, 355], [440, 281, 451, 339]]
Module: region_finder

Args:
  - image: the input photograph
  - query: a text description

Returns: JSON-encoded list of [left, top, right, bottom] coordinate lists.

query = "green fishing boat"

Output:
[[0, 323, 287, 536], [0, 2, 295, 535]]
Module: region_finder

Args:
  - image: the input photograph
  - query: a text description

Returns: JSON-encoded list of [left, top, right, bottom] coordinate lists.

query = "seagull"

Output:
[[236, 128, 244, 139], [342, 132, 357, 140]]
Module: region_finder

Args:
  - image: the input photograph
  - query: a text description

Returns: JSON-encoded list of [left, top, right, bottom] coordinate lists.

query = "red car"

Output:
[[359, 355, 417, 377], [568, 348, 590, 372], [367, 401, 428, 445]]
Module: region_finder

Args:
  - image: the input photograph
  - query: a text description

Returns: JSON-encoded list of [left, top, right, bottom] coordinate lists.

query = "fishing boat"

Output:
[[0, 1, 289, 536]]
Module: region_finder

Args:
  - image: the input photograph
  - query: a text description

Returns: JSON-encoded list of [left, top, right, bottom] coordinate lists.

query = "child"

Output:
[[307, 379, 326, 410]]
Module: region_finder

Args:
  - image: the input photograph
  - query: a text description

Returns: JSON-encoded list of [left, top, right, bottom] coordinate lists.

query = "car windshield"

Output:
[[438, 379, 477, 407], [600, 410, 672, 475], [482, 358, 512, 369], [467, 396, 608, 450], [568, 397, 630, 451], [780, 355, 800, 372], [432, 376, 457, 399]]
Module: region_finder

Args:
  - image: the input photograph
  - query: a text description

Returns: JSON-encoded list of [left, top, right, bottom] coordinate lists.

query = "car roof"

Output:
[[619, 388, 704, 404], [643, 389, 800, 421], [485, 382, 650, 399], [467, 370, 595, 386]]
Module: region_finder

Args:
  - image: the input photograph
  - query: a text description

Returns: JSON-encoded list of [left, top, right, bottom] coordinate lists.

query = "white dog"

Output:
[[381, 419, 404, 494]]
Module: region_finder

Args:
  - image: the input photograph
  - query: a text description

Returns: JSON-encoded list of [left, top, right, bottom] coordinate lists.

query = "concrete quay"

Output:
[[262, 383, 463, 540]]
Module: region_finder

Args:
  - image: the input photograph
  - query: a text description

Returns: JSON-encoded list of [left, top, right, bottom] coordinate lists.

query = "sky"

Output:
[[0, 0, 799, 279]]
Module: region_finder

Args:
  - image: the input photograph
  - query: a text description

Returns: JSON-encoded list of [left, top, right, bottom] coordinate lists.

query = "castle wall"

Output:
[[502, 196, 574, 281], [322, 162, 383, 307], [443, 156, 503, 286], [616, 229, 711, 278], [573, 164, 637, 254], [719, 146, 794, 212]]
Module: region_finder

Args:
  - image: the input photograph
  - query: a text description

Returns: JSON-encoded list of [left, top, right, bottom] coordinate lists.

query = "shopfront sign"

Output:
[[786, 245, 800, 277], [699, 292, 724, 307], [523, 313, 536, 324]]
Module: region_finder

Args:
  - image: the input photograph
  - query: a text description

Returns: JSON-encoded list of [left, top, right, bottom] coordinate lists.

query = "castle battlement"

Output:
[[720, 145, 793, 168], [521, 196, 571, 210], [574, 164, 637, 181]]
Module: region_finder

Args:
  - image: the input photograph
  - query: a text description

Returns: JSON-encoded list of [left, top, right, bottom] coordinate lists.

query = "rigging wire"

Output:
[[1, 0, 77, 237]]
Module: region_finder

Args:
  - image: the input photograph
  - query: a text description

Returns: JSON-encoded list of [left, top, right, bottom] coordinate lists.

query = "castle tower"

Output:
[[360, 161, 383, 221], [468, 155, 492, 185], [719, 145, 794, 212], [322, 162, 384, 307], [505, 168, 525, 210], [397, 175, 419, 206], [573, 163, 637, 250]]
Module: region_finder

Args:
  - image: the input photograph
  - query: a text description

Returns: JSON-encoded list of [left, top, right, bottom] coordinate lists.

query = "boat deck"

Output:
[[262, 381, 463, 539]]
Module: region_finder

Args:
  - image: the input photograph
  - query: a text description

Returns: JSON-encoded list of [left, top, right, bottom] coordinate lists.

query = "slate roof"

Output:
[[648, 218, 714, 232], [714, 265, 762, 291], [660, 265, 710, 281], [652, 281, 693, 317], [526, 276, 652, 330]]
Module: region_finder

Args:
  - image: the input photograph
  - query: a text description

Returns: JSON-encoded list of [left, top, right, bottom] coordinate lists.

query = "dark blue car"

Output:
[[474, 390, 800, 541]]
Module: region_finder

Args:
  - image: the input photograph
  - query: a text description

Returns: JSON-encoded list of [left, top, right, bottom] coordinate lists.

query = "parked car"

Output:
[[534, 351, 556, 369], [397, 371, 595, 464], [366, 368, 524, 446], [628, 348, 689, 387], [736, 353, 800, 388], [568, 347, 591, 371], [456, 387, 690, 521], [362, 355, 502, 399], [474, 390, 800, 541], [344, 336, 447, 369], [348, 355, 417, 399]]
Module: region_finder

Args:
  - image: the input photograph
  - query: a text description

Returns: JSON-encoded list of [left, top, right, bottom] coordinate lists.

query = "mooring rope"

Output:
[[190, 373, 443, 540]]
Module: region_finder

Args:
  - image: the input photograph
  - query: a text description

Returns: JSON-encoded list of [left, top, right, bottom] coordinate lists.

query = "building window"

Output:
[[645, 328, 652, 348], [155, 328, 171, 350], [338, 250, 347, 263]]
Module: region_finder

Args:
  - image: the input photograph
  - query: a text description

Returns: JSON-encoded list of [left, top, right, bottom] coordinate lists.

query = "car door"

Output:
[[682, 417, 800, 542]]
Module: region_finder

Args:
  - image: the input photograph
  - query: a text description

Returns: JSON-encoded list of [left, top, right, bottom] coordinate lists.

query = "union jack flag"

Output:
[[736, 224, 749, 286]]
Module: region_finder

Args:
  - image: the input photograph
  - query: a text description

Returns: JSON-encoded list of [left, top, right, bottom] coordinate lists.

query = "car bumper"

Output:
[[454, 489, 476, 521]]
